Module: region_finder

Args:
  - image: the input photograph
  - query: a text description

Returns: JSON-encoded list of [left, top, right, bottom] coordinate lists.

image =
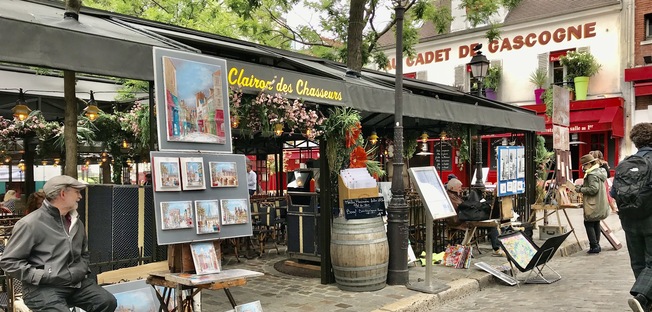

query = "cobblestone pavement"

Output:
[[437, 228, 634, 312]]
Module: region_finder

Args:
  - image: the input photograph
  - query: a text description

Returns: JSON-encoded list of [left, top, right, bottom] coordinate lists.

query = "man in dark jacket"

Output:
[[613, 123, 652, 312], [0, 175, 116, 312]]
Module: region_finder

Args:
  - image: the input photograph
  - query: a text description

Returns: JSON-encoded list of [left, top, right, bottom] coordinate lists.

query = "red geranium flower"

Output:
[[349, 146, 367, 168]]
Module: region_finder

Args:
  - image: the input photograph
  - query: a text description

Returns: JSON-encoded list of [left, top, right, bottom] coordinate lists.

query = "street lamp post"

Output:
[[469, 46, 490, 190], [387, 0, 409, 285]]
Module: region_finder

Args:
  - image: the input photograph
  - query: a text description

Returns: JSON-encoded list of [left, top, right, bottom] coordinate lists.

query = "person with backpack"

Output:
[[575, 154, 610, 254], [611, 123, 652, 312]]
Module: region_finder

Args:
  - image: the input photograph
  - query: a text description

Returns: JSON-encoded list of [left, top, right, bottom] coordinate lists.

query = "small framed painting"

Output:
[[180, 157, 206, 190], [220, 199, 249, 225], [190, 241, 221, 275], [103, 280, 160, 312], [153, 157, 181, 192], [209, 161, 239, 188], [195, 200, 221, 234], [235, 300, 263, 312], [160, 201, 194, 230]]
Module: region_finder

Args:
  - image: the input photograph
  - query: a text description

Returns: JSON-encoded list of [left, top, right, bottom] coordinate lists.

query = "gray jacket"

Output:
[[0, 200, 89, 288]]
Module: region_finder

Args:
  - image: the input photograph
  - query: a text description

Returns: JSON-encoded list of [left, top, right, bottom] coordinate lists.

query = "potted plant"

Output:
[[529, 69, 548, 104], [483, 65, 501, 100], [559, 51, 602, 100]]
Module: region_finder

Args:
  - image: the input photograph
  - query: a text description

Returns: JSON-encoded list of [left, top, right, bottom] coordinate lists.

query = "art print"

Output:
[[161, 56, 227, 144], [160, 201, 194, 230], [235, 300, 264, 312], [153, 157, 181, 192], [190, 241, 221, 274], [209, 161, 239, 187], [103, 280, 159, 312], [498, 233, 537, 269], [220, 199, 249, 225], [180, 157, 206, 190], [195, 200, 221, 234]]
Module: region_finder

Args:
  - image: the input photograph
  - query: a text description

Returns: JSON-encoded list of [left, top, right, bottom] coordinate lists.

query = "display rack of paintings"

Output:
[[496, 146, 526, 197], [161, 201, 194, 230], [209, 161, 239, 187], [190, 241, 222, 275], [180, 157, 207, 190], [153, 157, 182, 192], [221, 199, 250, 225], [195, 200, 221, 234]]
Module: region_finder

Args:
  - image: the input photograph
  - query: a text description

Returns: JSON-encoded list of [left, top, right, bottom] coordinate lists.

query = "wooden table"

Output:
[[147, 269, 264, 312], [530, 203, 582, 247]]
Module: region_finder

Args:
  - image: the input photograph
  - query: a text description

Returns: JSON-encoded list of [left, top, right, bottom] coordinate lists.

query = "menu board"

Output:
[[343, 197, 385, 220], [434, 141, 453, 171], [408, 166, 457, 220]]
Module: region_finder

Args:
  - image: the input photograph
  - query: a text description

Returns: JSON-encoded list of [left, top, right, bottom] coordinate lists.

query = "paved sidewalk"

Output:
[[202, 210, 622, 312]]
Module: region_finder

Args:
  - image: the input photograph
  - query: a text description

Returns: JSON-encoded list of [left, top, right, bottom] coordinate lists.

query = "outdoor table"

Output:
[[147, 268, 263, 312], [530, 203, 582, 247]]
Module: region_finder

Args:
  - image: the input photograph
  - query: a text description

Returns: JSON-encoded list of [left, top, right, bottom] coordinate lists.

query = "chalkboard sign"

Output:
[[434, 142, 452, 171], [343, 197, 385, 220]]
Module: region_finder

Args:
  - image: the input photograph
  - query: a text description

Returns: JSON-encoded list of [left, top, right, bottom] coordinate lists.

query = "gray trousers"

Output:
[[22, 277, 116, 312], [623, 216, 652, 299]]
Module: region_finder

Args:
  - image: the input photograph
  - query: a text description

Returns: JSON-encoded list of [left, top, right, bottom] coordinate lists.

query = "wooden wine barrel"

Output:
[[330, 216, 389, 292]]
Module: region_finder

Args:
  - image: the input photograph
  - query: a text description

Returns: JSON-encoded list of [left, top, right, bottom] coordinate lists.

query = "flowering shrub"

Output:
[[230, 89, 325, 140], [559, 51, 602, 81], [0, 111, 61, 154]]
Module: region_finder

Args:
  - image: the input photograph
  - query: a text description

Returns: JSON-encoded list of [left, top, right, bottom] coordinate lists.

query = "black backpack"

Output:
[[612, 152, 652, 218]]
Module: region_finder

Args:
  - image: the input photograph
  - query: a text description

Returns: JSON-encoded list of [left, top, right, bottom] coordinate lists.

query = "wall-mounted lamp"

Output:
[[274, 123, 284, 137], [439, 131, 447, 140], [53, 158, 60, 167], [420, 132, 429, 143], [369, 132, 379, 145], [12, 88, 31, 121], [83, 91, 102, 121], [41, 160, 48, 166]]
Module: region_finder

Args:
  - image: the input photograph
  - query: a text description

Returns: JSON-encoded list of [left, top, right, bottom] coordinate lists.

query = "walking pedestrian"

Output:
[[575, 153, 610, 254], [247, 163, 257, 196], [614, 123, 652, 312]]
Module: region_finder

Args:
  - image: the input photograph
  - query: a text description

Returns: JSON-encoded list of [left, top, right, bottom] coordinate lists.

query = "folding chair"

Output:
[[497, 230, 572, 284]]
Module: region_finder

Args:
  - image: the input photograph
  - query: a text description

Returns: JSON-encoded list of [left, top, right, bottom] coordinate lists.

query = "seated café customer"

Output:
[[0, 175, 117, 312], [446, 179, 503, 257], [2, 190, 19, 212], [25, 190, 46, 215]]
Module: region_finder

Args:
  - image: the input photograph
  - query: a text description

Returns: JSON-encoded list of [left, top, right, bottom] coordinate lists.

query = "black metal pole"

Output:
[[387, 4, 409, 285], [473, 81, 485, 190]]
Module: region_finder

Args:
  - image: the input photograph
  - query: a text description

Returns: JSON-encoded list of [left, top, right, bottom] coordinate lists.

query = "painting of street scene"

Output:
[[195, 200, 221, 234], [160, 201, 194, 230], [153, 157, 181, 192], [181, 157, 206, 190], [104, 280, 159, 312], [162, 56, 227, 144], [209, 161, 238, 187], [220, 199, 249, 225], [190, 241, 221, 274]]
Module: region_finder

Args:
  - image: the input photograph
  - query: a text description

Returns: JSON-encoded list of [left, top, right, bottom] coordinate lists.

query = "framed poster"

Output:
[[180, 157, 206, 190], [220, 199, 249, 225], [160, 201, 194, 230], [190, 241, 221, 275], [153, 48, 232, 153], [103, 280, 160, 312], [153, 157, 181, 192], [408, 166, 456, 220], [209, 161, 239, 187], [195, 200, 221, 234], [496, 146, 525, 197]]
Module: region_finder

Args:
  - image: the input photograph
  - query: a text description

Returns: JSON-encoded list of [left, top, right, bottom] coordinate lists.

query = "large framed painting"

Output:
[[160, 201, 194, 230], [153, 48, 232, 153], [180, 157, 206, 190], [220, 199, 249, 225], [209, 161, 239, 187], [195, 200, 221, 234], [153, 157, 181, 192]]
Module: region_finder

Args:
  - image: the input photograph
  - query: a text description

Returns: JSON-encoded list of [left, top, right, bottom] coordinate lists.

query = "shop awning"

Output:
[[521, 97, 624, 137]]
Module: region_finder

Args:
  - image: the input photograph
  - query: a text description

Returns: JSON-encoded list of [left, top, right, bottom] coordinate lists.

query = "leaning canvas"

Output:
[[190, 241, 222, 275], [195, 200, 221, 234], [103, 280, 160, 312], [220, 199, 249, 225], [180, 157, 207, 190], [160, 201, 194, 230], [235, 300, 263, 312], [209, 161, 239, 187], [153, 157, 181, 192]]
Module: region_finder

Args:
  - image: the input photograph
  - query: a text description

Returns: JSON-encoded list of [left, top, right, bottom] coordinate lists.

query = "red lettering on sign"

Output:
[[425, 51, 434, 64], [539, 31, 551, 45], [500, 38, 512, 52], [489, 39, 499, 53], [459, 45, 470, 58], [525, 33, 537, 47], [512, 35, 524, 50], [584, 22, 597, 38], [568, 25, 582, 40], [553, 28, 566, 43]]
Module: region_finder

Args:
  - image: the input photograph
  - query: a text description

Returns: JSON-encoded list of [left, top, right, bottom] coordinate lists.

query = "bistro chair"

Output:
[[253, 202, 279, 256]]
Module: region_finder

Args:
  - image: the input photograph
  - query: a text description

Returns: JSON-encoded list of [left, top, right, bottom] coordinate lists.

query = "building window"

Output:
[[646, 14, 652, 40], [551, 60, 566, 85]]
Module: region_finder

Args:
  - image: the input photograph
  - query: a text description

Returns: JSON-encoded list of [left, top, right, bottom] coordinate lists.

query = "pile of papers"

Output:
[[340, 168, 376, 189]]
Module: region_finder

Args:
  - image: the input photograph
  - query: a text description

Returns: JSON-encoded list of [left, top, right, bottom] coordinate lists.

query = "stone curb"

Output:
[[380, 223, 624, 312]]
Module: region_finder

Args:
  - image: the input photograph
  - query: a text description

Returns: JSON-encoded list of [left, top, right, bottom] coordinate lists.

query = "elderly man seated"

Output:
[[446, 178, 503, 257]]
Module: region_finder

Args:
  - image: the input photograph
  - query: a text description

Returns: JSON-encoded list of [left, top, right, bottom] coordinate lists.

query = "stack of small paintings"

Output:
[[209, 161, 239, 187], [221, 199, 249, 225], [190, 241, 222, 274], [195, 200, 221, 234]]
